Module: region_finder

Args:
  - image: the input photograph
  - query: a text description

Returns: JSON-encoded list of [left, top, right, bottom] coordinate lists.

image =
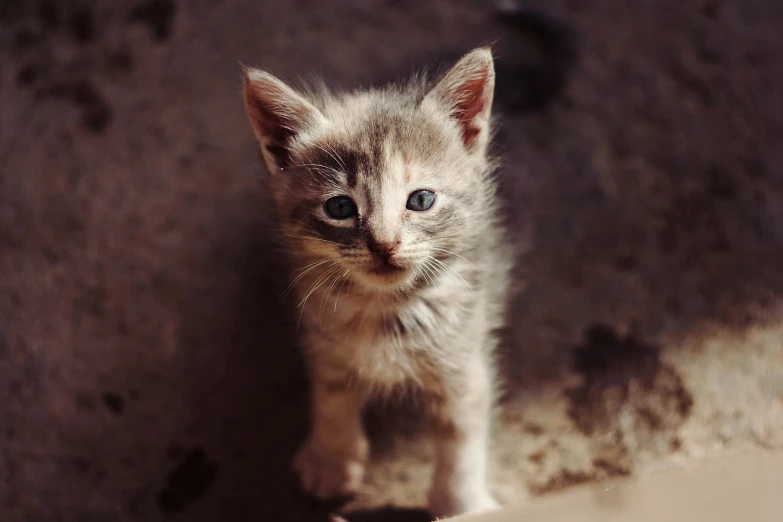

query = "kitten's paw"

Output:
[[293, 438, 368, 500], [427, 487, 500, 519]]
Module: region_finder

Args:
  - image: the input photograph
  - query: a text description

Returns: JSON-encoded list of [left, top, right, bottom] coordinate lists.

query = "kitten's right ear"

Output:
[[242, 67, 325, 171]]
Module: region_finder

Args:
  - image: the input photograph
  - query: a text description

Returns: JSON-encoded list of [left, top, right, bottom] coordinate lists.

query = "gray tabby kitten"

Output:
[[242, 48, 512, 518]]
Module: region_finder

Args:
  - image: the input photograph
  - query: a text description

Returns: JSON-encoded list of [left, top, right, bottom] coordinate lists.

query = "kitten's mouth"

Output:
[[369, 262, 408, 277], [359, 261, 412, 288]]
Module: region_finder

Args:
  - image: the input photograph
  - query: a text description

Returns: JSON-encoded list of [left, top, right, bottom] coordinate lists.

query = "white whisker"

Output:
[[286, 234, 350, 248], [320, 268, 346, 323], [420, 259, 438, 287], [430, 256, 473, 293], [431, 247, 484, 269], [280, 259, 332, 303], [297, 263, 342, 327], [315, 144, 349, 173], [333, 270, 351, 312]]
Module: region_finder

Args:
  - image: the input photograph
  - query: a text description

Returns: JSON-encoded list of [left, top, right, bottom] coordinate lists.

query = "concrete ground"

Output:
[[1, 1, 782, 521]]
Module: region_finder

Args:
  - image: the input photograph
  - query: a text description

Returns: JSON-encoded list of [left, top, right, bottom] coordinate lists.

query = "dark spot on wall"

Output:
[[102, 392, 126, 414], [129, 0, 176, 42], [42, 246, 62, 265], [72, 457, 92, 474], [16, 64, 40, 87], [40, 80, 112, 133], [37, 0, 60, 29], [107, 50, 134, 73], [700, 0, 721, 19], [14, 28, 40, 51], [156, 448, 219, 514], [68, 7, 97, 44]]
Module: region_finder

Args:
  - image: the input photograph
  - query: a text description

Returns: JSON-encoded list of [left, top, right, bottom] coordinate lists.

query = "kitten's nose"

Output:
[[367, 238, 400, 263]]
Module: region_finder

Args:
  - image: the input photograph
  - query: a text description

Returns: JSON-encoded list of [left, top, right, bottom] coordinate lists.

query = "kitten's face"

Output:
[[243, 49, 496, 292]]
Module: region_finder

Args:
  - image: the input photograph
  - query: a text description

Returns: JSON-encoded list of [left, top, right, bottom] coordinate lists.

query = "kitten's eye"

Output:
[[324, 196, 358, 220], [406, 190, 436, 212]]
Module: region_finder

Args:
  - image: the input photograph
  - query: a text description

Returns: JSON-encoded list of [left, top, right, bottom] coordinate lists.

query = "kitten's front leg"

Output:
[[294, 367, 369, 500], [427, 357, 500, 518]]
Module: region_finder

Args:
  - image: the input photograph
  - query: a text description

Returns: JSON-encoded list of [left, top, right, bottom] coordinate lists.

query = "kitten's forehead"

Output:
[[296, 93, 454, 189]]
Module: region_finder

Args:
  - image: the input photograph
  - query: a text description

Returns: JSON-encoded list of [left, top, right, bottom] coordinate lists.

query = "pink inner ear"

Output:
[[452, 71, 489, 149]]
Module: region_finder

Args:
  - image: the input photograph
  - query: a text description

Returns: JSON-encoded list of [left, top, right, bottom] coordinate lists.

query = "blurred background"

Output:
[[1, 0, 782, 521]]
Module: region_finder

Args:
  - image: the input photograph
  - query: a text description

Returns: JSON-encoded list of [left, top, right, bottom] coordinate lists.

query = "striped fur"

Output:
[[243, 48, 512, 518]]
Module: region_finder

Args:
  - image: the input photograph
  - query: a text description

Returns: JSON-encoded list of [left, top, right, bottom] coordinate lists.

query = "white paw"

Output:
[[293, 438, 368, 499], [428, 487, 501, 519]]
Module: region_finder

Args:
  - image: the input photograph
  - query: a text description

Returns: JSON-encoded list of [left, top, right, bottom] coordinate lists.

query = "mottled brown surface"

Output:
[[1, 1, 782, 521]]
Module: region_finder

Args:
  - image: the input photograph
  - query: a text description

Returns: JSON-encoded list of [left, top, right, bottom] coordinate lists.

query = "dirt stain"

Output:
[[37, 79, 112, 133], [129, 0, 176, 42], [565, 324, 694, 479]]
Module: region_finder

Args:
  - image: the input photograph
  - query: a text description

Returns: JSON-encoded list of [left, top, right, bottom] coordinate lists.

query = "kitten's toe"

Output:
[[293, 440, 367, 499], [427, 488, 500, 519]]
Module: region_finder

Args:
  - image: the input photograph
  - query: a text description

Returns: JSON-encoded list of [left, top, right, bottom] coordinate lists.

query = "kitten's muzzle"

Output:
[[366, 238, 401, 265]]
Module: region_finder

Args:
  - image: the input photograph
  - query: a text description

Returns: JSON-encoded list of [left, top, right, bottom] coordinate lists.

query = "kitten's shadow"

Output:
[[176, 203, 436, 521], [176, 206, 334, 521]]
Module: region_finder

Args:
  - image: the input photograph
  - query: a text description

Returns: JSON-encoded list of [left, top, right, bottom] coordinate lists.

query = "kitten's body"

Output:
[[244, 49, 512, 517]]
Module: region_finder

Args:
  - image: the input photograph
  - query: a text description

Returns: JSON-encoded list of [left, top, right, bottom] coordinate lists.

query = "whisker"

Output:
[[425, 258, 445, 284], [294, 162, 342, 176], [314, 144, 349, 173], [320, 268, 346, 323], [280, 259, 332, 303], [420, 259, 438, 287], [333, 270, 351, 312], [299, 263, 341, 308], [430, 256, 473, 293], [297, 263, 342, 327], [286, 234, 350, 248], [294, 258, 331, 273], [431, 247, 484, 269]]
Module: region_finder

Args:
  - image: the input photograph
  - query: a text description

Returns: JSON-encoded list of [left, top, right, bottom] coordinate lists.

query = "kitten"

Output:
[[242, 48, 512, 518]]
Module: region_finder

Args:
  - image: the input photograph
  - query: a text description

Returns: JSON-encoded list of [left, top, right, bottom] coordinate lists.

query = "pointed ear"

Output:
[[423, 47, 495, 152], [242, 67, 325, 171]]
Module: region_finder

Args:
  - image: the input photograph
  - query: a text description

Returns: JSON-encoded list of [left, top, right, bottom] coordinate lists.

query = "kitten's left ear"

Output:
[[423, 47, 495, 153]]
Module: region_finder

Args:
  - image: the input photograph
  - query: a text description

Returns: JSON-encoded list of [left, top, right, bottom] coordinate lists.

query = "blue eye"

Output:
[[324, 196, 357, 219], [406, 190, 436, 211]]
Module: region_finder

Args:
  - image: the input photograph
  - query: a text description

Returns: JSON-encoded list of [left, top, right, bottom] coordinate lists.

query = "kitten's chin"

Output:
[[354, 266, 414, 293]]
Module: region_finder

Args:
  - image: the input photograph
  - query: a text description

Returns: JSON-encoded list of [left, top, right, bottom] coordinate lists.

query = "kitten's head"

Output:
[[243, 48, 497, 293]]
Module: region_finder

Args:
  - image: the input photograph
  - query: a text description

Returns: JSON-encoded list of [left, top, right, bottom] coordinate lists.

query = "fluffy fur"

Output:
[[242, 48, 512, 518]]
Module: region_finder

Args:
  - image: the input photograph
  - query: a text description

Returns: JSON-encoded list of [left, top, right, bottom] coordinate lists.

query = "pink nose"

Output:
[[367, 238, 399, 263]]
